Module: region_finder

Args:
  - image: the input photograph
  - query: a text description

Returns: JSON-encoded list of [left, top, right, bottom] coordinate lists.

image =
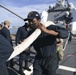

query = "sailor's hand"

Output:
[[24, 48, 29, 51], [38, 23, 47, 32]]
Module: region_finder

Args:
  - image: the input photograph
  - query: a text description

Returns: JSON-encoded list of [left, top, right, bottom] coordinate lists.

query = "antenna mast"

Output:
[[0, 4, 24, 20]]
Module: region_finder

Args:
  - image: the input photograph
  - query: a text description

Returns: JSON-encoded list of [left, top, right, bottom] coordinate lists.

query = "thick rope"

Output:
[[8, 21, 55, 60]]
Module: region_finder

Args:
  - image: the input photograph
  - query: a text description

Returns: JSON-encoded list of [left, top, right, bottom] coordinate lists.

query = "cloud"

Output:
[[0, 0, 76, 26], [0, 0, 55, 7], [0, 4, 50, 26]]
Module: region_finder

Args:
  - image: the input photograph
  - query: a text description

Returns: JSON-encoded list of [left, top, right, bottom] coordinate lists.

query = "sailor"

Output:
[[24, 11, 69, 75], [0, 20, 14, 68], [0, 24, 2, 33], [56, 38, 64, 64], [64, 11, 73, 29], [64, 11, 73, 43], [15, 23, 31, 75], [0, 34, 13, 75]]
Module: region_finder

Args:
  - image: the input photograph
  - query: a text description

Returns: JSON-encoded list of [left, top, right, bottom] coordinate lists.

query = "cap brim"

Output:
[[24, 18, 29, 21], [24, 17, 34, 21]]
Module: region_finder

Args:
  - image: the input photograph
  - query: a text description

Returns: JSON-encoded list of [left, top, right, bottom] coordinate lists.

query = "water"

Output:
[[9, 27, 19, 34]]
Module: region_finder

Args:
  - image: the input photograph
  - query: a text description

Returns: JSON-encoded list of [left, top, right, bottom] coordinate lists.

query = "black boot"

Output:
[[10, 59, 14, 68], [24, 60, 31, 71], [19, 70, 25, 75], [19, 62, 25, 75]]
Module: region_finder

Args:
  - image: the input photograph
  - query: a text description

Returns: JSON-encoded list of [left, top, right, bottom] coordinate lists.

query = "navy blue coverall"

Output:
[[0, 34, 13, 75], [16, 25, 31, 73], [0, 27, 13, 67], [31, 25, 68, 75], [0, 27, 12, 45]]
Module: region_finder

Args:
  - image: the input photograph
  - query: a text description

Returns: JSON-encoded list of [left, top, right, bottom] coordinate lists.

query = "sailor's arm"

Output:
[[38, 24, 59, 36], [56, 38, 63, 47], [38, 23, 69, 39]]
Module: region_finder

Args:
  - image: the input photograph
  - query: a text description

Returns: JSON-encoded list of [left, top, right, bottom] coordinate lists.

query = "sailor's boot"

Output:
[[19, 62, 25, 75], [24, 60, 31, 71]]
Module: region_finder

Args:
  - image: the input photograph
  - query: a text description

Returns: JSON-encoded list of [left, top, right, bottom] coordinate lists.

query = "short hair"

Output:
[[0, 24, 2, 28], [4, 20, 10, 25]]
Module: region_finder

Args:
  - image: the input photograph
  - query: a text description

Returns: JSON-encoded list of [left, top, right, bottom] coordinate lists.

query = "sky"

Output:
[[0, 0, 75, 26]]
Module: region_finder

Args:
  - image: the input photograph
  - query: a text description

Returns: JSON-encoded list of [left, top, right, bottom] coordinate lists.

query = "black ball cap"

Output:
[[24, 11, 40, 21]]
